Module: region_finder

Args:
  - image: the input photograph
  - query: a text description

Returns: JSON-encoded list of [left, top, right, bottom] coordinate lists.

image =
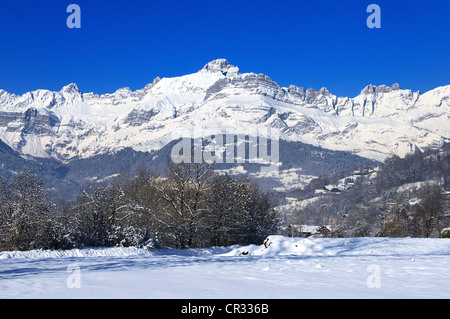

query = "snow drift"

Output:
[[224, 235, 450, 257], [0, 246, 154, 259]]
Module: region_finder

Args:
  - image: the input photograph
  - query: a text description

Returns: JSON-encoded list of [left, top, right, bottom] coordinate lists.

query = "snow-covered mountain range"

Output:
[[0, 59, 448, 194], [1, 59, 448, 164]]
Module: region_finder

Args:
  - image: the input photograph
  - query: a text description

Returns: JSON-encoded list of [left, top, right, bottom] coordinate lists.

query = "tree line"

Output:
[[0, 163, 280, 251]]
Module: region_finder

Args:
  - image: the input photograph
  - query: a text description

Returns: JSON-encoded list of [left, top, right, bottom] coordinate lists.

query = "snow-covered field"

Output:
[[1, 236, 450, 299]]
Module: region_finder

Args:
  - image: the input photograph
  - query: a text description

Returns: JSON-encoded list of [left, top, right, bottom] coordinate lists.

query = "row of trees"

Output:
[[0, 163, 280, 251]]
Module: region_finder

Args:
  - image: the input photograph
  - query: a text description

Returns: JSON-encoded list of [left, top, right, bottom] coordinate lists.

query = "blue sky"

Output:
[[0, 0, 448, 97]]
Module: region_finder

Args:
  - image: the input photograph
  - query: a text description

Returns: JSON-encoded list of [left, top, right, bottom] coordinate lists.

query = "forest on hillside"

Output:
[[287, 144, 450, 238]]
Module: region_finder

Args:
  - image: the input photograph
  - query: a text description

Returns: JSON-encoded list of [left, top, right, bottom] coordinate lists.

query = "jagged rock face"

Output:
[[0, 59, 448, 163]]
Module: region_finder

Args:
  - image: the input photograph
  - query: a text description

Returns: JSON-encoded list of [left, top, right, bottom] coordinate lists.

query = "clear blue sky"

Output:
[[0, 0, 448, 97]]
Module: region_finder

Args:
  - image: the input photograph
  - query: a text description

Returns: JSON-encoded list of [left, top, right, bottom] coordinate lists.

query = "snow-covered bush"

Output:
[[108, 225, 159, 248]]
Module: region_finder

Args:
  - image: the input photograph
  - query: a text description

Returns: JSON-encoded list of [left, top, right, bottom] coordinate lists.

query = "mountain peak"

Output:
[[391, 83, 401, 90], [361, 83, 402, 95], [201, 59, 240, 77], [60, 83, 81, 94]]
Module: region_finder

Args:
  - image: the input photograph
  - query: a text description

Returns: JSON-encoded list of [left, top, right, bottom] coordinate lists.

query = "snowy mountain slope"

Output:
[[0, 59, 448, 164]]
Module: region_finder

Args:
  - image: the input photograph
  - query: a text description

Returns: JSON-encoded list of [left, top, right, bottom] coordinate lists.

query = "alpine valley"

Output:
[[0, 59, 448, 199]]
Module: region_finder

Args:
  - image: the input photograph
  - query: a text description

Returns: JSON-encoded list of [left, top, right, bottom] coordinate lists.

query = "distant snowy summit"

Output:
[[201, 58, 241, 77], [0, 59, 448, 162]]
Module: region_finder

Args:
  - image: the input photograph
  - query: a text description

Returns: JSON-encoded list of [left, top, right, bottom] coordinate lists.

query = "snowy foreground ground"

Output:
[[1, 236, 450, 299]]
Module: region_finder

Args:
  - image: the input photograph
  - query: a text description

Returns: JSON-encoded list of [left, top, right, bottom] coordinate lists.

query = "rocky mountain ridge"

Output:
[[0, 59, 448, 164]]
